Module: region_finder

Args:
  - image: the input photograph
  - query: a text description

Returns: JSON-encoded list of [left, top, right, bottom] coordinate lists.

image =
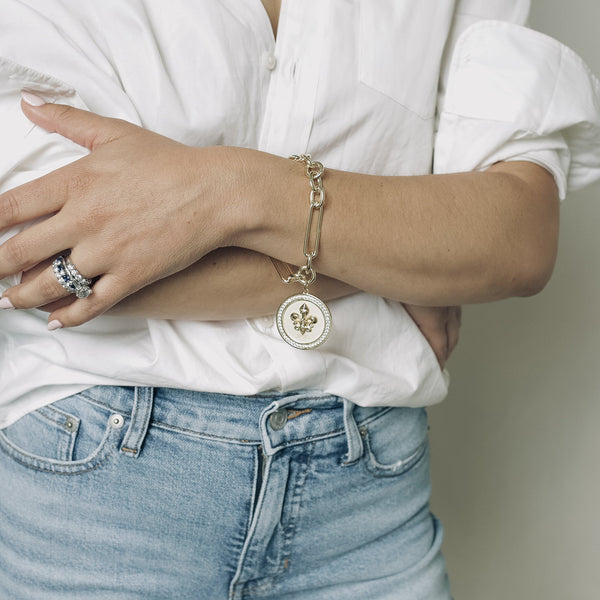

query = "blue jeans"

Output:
[[0, 387, 451, 599]]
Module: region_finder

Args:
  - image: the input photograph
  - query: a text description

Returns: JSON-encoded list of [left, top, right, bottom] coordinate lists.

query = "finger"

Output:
[[0, 216, 74, 278], [21, 92, 136, 151], [446, 306, 462, 358], [13, 258, 78, 312], [0, 166, 74, 230], [2, 261, 74, 310], [20, 257, 54, 284], [47, 272, 127, 329], [434, 307, 450, 368], [36, 295, 76, 313]]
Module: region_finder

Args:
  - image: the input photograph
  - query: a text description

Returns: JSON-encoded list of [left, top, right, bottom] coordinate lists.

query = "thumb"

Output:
[[20, 90, 133, 151]]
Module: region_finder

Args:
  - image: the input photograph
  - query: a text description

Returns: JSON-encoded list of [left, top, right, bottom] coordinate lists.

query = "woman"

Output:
[[0, 1, 598, 598]]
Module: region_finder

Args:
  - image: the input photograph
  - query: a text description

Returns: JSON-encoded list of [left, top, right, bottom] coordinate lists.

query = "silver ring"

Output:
[[52, 255, 93, 298]]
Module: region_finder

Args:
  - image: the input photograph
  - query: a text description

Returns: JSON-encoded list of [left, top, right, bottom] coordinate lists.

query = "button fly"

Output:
[[269, 407, 288, 430]]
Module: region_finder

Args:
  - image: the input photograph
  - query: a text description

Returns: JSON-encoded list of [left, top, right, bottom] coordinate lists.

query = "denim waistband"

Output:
[[75, 386, 397, 460]]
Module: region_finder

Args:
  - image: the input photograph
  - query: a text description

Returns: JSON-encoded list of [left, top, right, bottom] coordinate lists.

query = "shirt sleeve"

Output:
[[434, 20, 600, 200]]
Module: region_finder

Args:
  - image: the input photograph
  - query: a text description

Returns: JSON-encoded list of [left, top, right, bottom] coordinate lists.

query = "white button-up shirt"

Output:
[[1, 0, 599, 427]]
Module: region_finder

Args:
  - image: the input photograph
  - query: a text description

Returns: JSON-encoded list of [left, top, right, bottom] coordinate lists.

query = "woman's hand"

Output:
[[403, 304, 462, 368], [0, 95, 239, 328]]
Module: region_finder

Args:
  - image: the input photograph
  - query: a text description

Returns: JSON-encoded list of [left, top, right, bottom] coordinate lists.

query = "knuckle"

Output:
[[53, 104, 75, 124], [40, 275, 63, 300], [66, 171, 93, 197], [76, 206, 105, 235], [0, 191, 20, 225], [4, 236, 28, 267]]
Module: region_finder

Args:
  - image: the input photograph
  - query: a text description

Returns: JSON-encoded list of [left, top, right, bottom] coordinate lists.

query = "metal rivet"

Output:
[[65, 418, 75, 430], [110, 414, 124, 429], [269, 407, 288, 431]]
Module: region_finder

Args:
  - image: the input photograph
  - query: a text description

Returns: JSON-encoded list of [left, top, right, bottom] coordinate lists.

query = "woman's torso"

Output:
[[0, 0, 466, 425]]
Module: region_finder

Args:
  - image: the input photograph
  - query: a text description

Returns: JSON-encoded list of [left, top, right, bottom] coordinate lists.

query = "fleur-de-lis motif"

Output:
[[291, 303, 318, 335]]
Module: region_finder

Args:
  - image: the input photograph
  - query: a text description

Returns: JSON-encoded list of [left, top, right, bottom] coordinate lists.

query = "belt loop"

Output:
[[342, 398, 363, 465], [120, 387, 154, 458]]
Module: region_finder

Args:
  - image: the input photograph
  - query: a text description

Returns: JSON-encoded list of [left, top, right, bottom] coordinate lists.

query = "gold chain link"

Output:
[[273, 154, 325, 292]]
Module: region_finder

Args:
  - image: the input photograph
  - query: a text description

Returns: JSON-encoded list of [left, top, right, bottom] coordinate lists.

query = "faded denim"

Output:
[[0, 386, 451, 599]]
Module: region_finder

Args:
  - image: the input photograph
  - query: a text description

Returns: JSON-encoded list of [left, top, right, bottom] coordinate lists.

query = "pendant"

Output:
[[276, 293, 332, 350]]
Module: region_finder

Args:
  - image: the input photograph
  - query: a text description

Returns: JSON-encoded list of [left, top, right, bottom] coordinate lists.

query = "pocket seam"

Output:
[[0, 421, 121, 475], [362, 427, 428, 478]]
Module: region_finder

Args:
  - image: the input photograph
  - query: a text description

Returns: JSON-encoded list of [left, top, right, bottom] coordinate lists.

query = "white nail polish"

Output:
[[0, 297, 14, 309], [21, 91, 47, 106], [48, 320, 64, 331]]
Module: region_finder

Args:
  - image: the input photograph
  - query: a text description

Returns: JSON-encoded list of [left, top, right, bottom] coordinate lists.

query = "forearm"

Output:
[[227, 150, 559, 306], [108, 247, 356, 320], [0, 104, 559, 329], [108, 249, 460, 369]]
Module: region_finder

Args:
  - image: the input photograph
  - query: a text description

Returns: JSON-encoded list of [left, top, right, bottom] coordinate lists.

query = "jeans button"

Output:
[[269, 407, 288, 431], [110, 414, 125, 429]]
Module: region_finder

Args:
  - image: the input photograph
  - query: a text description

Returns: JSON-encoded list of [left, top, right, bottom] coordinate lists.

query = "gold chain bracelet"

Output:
[[273, 154, 332, 349]]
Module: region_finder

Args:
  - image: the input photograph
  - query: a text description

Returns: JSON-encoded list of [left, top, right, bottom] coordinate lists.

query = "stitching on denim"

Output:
[[285, 408, 313, 420], [273, 426, 346, 446], [123, 387, 152, 452], [363, 430, 429, 478], [153, 421, 262, 444], [0, 428, 119, 475], [75, 395, 132, 418], [0, 447, 117, 476], [77, 393, 381, 447], [26, 406, 79, 461], [36, 405, 78, 427], [233, 443, 316, 598], [355, 406, 394, 428], [279, 443, 313, 573], [229, 451, 272, 599]]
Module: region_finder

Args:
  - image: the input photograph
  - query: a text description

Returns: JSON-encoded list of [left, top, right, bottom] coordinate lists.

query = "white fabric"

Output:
[[0, 0, 599, 428]]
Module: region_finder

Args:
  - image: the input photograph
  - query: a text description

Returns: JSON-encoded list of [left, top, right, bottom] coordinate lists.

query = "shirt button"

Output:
[[269, 407, 288, 430], [262, 51, 277, 71]]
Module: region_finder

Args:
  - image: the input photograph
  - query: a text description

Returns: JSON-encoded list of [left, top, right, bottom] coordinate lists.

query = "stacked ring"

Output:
[[52, 255, 94, 298]]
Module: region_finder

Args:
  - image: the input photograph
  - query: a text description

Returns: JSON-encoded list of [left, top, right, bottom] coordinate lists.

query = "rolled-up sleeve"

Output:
[[434, 20, 600, 199]]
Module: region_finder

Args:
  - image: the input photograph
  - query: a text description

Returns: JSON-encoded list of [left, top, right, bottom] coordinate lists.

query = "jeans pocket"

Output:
[[0, 390, 125, 474], [362, 407, 429, 478]]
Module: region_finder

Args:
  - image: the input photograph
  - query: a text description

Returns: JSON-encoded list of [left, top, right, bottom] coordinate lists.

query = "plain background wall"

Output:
[[429, 1, 600, 598]]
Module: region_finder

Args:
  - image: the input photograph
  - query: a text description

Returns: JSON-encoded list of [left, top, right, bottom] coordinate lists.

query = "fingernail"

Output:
[[0, 297, 14, 309], [21, 91, 47, 106], [48, 319, 64, 331]]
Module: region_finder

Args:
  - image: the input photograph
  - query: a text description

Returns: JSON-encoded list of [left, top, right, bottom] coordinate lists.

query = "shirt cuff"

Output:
[[434, 20, 600, 199]]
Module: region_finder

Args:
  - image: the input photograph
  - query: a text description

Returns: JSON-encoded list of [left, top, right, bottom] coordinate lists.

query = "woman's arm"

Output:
[[235, 152, 559, 306], [0, 100, 559, 327], [22, 247, 356, 320], [22, 247, 460, 367]]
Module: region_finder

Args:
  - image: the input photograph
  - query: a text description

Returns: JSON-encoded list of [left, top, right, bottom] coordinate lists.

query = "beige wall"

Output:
[[429, 1, 600, 598]]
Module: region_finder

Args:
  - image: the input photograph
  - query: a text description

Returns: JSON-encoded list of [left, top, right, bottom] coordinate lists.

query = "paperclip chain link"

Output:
[[275, 154, 325, 292]]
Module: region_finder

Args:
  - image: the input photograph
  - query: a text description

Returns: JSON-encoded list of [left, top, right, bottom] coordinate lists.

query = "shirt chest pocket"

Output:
[[357, 0, 455, 119]]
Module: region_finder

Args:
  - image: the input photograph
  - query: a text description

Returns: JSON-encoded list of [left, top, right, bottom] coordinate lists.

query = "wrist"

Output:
[[187, 145, 255, 251], [226, 148, 307, 261]]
